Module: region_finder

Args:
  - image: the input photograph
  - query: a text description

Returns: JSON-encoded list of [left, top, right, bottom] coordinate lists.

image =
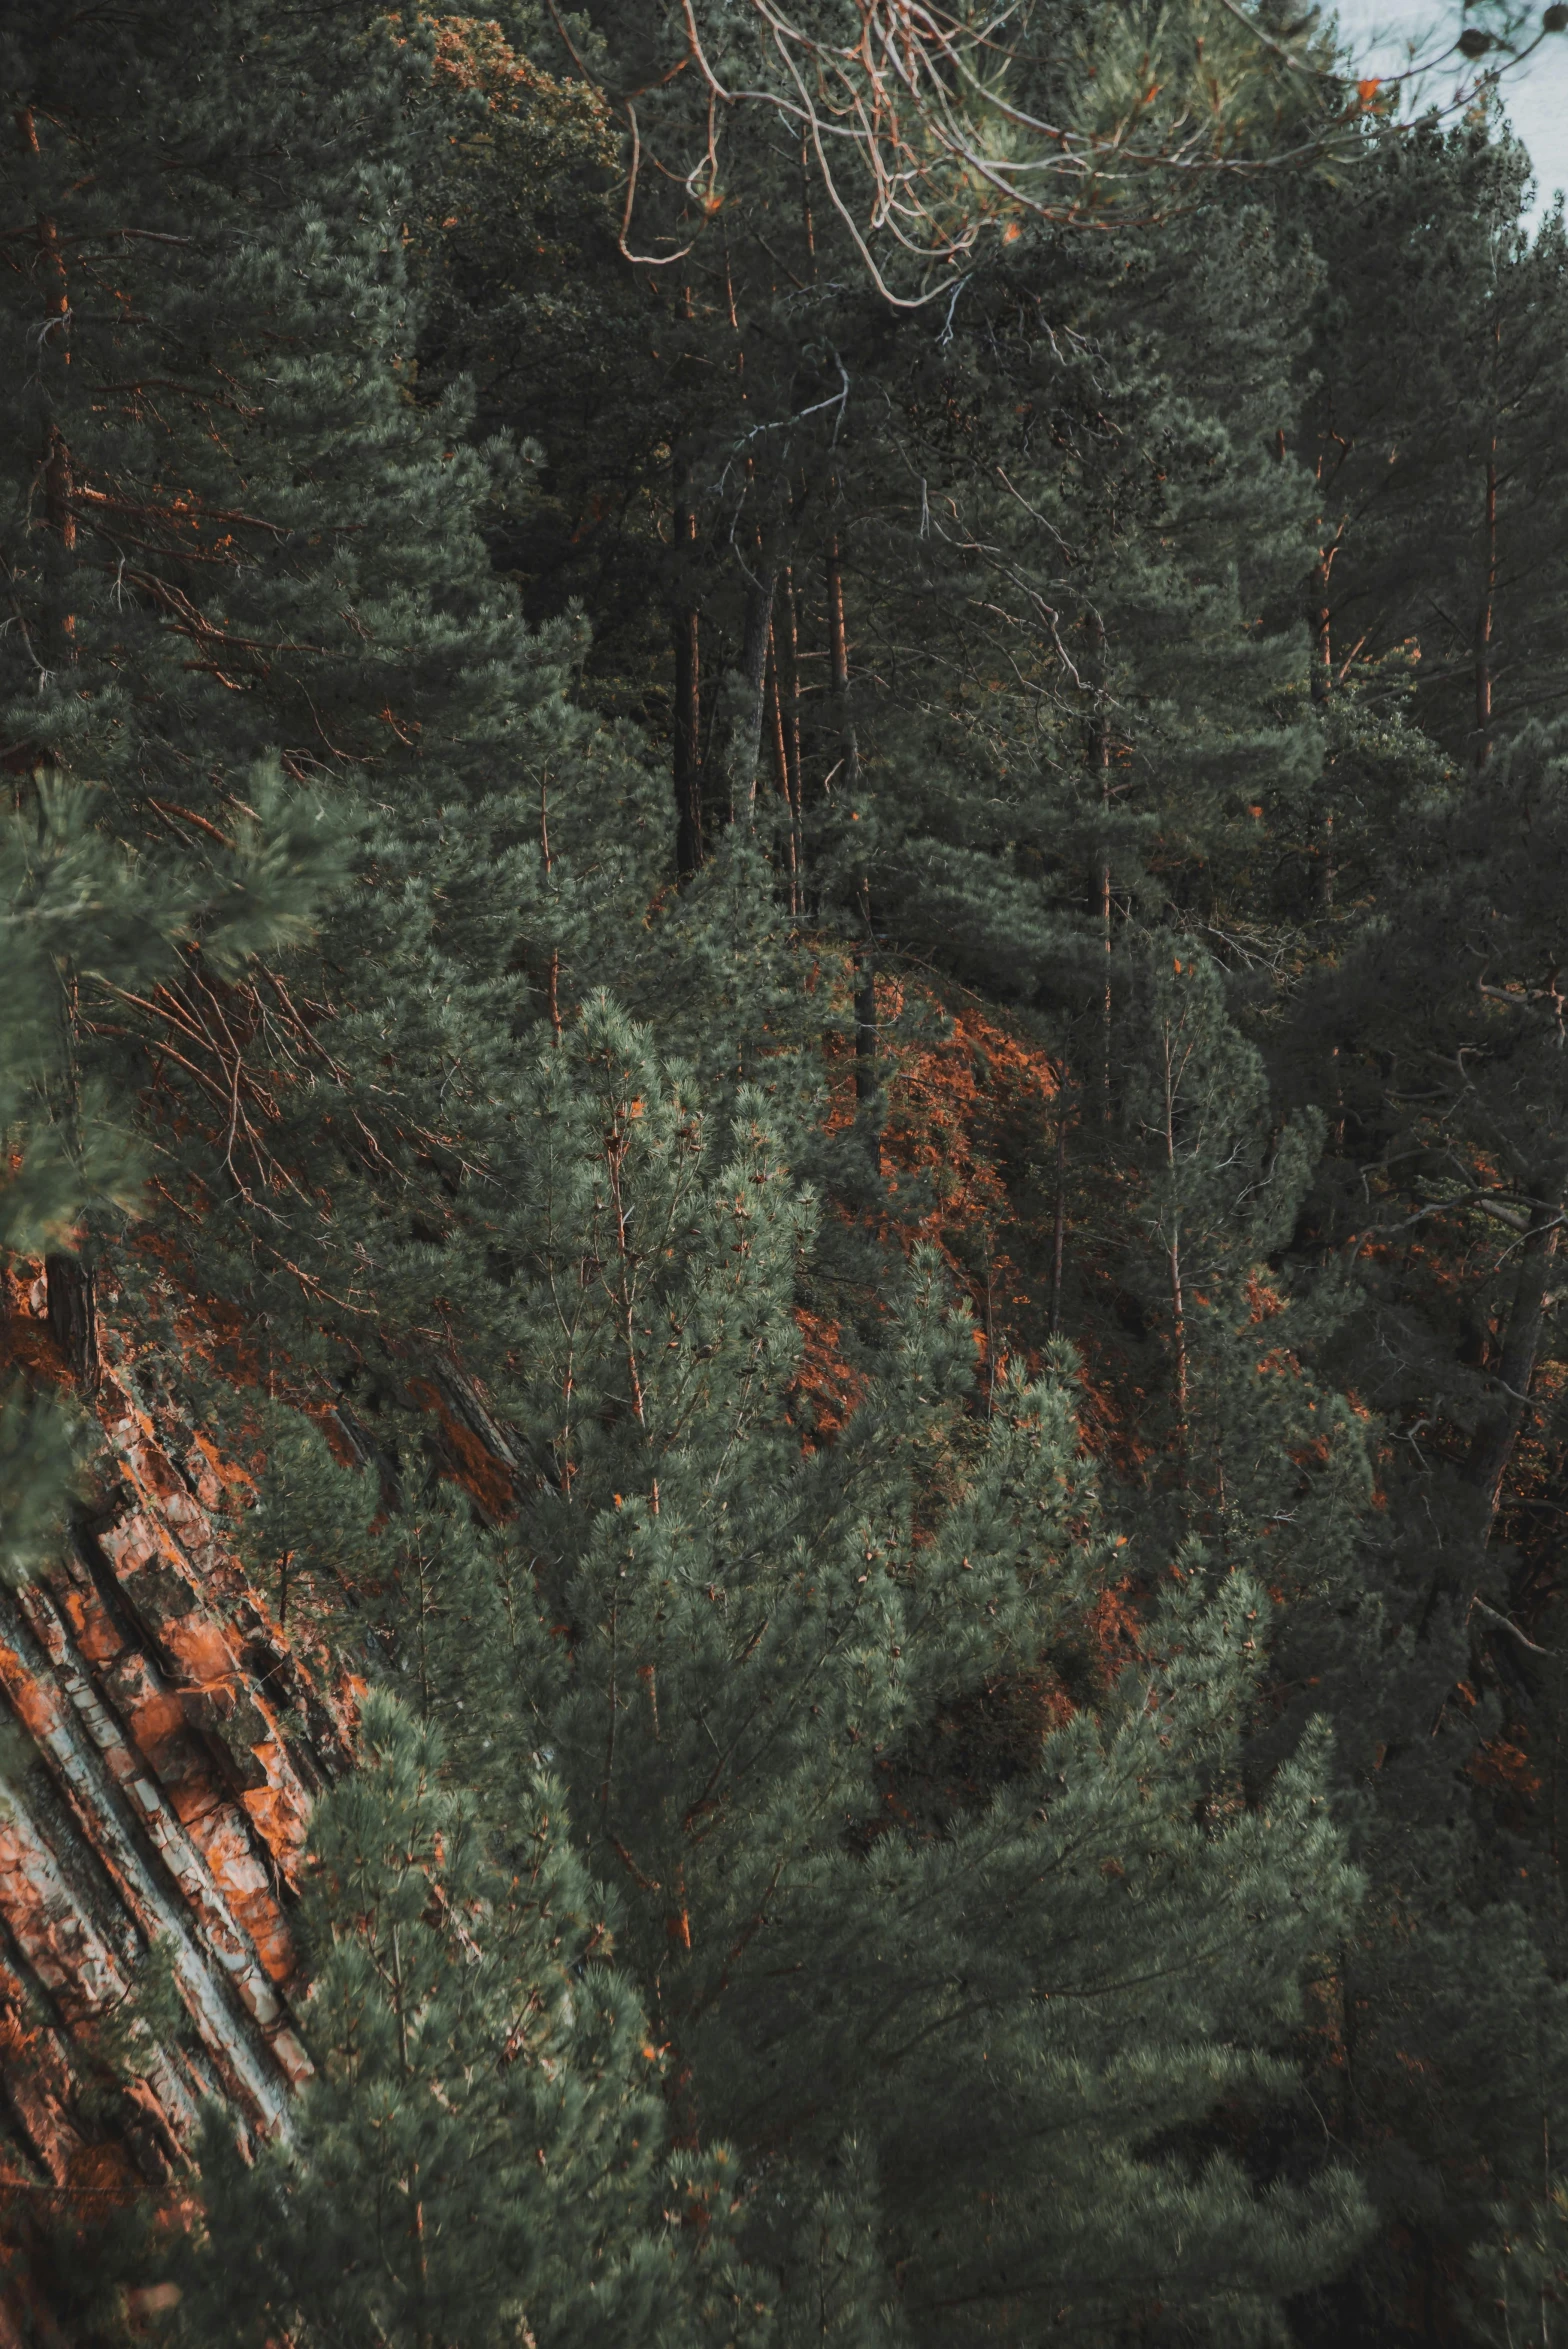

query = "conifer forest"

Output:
[[15, 1, 1568, 2342]]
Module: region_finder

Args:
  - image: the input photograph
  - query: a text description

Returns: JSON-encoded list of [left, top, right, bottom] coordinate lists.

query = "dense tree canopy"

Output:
[[6, 1, 1568, 2344]]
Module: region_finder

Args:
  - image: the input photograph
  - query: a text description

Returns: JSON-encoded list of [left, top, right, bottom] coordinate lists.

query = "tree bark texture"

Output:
[[1463, 1189, 1563, 1525], [1088, 613, 1112, 1123], [17, 106, 76, 684], [46, 1252, 97, 1391], [853, 948, 877, 1108], [1475, 448, 1497, 774], [826, 532, 860, 798], [1048, 1075, 1069, 1338], [765, 620, 800, 916], [720, 564, 776, 825], [672, 478, 704, 879]]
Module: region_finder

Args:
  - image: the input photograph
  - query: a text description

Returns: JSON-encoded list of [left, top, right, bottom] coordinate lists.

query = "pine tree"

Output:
[[351, 995, 1369, 2345], [1289, 116, 1568, 769], [1, 0, 711, 1367], [180, 1689, 756, 2349], [11, 11, 1563, 2347], [1113, 939, 1368, 1606], [0, 757, 342, 1589], [1264, 713, 1568, 2343]]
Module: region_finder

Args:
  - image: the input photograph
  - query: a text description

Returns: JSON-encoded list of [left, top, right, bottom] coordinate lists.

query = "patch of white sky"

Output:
[[1329, 0, 1568, 221]]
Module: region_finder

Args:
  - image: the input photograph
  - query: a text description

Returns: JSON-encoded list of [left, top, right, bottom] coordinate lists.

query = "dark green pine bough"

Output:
[[184, 1004, 1366, 2348], [11, 0, 1568, 2343]]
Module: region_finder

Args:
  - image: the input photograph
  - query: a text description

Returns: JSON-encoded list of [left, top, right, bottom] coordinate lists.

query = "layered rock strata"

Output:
[[0, 1285, 357, 2334]]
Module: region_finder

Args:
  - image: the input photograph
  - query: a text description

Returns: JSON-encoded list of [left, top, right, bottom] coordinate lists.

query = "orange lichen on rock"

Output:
[[406, 1374, 518, 1522], [0, 1274, 362, 2259], [1471, 1733, 1543, 1802], [789, 1310, 866, 1448]]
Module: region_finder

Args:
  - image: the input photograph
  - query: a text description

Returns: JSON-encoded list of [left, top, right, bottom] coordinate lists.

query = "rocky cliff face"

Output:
[[0, 1277, 357, 2339]]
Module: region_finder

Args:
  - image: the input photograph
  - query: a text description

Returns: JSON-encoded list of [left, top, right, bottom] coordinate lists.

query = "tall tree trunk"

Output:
[[46, 1253, 96, 1391], [672, 469, 704, 880], [42, 423, 77, 662], [1475, 447, 1498, 775], [720, 563, 776, 826], [780, 565, 804, 900], [1310, 495, 1341, 899], [1309, 510, 1342, 708], [779, 567, 803, 807], [1168, 1223, 1189, 1467], [18, 109, 74, 670], [828, 530, 874, 1123], [1310, 555, 1333, 703], [1048, 1071, 1070, 1338], [1158, 1015, 1190, 1469], [540, 775, 561, 1039], [1088, 614, 1113, 1124], [1474, 302, 1502, 777], [800, 124, 816, 273], [765, 621, 799, 918], [826, 531, 860, 798], [24, 107, 97, 1391], [853, 939, 877, 1110], [1464, 1188, 1563, 1526]]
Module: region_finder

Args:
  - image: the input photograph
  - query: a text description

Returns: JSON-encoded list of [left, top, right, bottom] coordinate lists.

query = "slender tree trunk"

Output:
[[672, 468, 704, 879], [17, 109, 74, 670], [1168, 1227, 1190, 1463], [1309, 490, 1343, 902], [826, 531, 860, 798], [540, 775, 561, 1039], [1160, 1019, 1190, 1467], [42, 425, 77, 668], [780, 568, 803, 803], [725, 562, 776, 826], [387, 1924, 433, 2349], [1310, 520, 1338, 899], [1475, 447, 1498, 775], [853, 941, 877, 1109], [1048, 1072, 1070, 1338], [828, 532, 876, 1125], [1310, 511, 1342, 708], [24, 106, 97, 1392], [1310, 556, 1333, 703], [1099, 858, 1113, 1125], [46, 1253, 96, 1391], [800, 124, 816, 272], [1088, 615, 1112, 1124], [765, 622, 799, 917], [780, 565, 804, 896], [1473, 302, 1503, 776], [1318, 807, 1335, 912], [1464, 1189, 1563, 1525]]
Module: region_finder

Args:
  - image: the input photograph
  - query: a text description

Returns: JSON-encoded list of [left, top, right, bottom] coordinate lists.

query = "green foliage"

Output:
[[234, 1400, 382, 1636], [180, 1690, 756, 2349], [0, 1384, 81, 1588], [14, 2, 1568, 2345], [350, 1000, 1369, 2344], [0, 752, 343, 1584]]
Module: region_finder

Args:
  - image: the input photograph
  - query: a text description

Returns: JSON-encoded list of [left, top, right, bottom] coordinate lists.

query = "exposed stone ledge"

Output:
[[0, 1282, 357, 2269]]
